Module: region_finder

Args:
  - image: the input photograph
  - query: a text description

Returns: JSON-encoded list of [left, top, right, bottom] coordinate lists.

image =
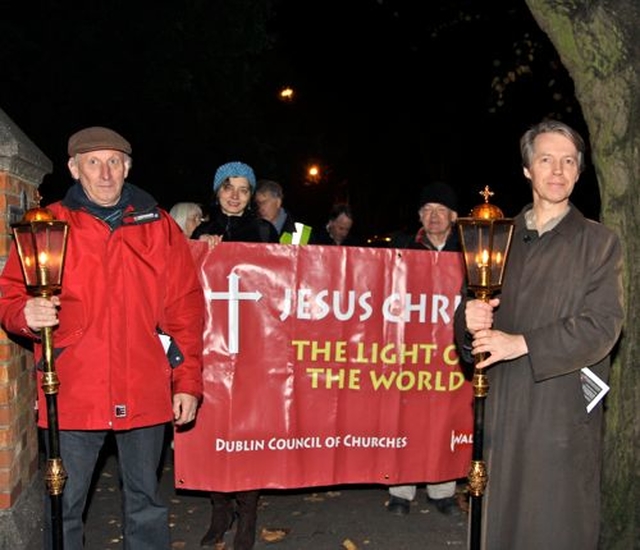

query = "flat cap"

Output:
[[68, 126, 132, 156]]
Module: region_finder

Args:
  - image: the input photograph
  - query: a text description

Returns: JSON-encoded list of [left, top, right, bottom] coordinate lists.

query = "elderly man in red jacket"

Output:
[[0, 126, 204, 550]]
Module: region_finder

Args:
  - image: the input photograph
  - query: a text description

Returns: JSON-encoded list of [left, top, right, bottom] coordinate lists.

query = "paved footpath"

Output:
[[34, 445, 470, 549]]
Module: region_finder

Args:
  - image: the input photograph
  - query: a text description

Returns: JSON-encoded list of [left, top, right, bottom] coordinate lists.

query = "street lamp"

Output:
[[12, 205, 69, 550], [304, 163, 321, 186], [457, 186, 514, 550], [278, 86, 295, 102]]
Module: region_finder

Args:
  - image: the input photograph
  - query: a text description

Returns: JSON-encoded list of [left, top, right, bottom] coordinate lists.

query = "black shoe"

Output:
[[200, 494, 236, 546], [199, 526, 223, 547], [429, 496, 457, 515], [387, 495, 410, 515]]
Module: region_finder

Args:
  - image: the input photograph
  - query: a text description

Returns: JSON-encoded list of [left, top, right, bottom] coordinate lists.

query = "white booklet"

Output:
[[580, 367, 610, 413]]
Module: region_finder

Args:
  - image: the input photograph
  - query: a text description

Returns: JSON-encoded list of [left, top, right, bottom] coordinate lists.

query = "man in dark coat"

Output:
[[310, 203, 362, 246], [455, 119, 624, 549]]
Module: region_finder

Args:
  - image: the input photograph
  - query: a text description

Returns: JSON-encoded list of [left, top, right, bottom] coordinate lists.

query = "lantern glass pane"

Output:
[[13, 225, 39, 288], [458, 218, 514, 292], [12, 221, 69, 293], [489, 220, 514, 288]]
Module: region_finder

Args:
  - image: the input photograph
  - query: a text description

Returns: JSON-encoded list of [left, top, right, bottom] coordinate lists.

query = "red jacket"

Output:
[[0, 183, 204, 430]]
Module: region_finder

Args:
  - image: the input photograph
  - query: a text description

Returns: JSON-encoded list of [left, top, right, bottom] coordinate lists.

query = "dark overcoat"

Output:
[[455, 204, 624, 550]]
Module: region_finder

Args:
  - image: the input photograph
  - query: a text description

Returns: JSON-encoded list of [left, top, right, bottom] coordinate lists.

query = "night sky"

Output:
[[0, 0, 600, 238]]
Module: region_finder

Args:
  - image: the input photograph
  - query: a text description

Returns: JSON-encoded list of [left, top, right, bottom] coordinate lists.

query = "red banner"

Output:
[[174, 242, 473, 492]]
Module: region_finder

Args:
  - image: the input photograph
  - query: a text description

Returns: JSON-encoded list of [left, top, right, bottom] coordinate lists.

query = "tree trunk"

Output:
[[525, 1, 640, 547]]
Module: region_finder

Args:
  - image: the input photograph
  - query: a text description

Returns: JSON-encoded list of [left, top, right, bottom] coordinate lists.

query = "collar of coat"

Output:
[[62, 182, 160, 229]]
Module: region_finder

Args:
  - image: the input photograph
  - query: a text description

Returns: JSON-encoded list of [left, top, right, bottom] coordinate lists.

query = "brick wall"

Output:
[[0, 110, 52, 514], [0, 172, 40, 510]]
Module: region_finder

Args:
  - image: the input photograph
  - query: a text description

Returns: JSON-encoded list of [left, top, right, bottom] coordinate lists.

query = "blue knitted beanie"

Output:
[[213, 161, 256, 192]]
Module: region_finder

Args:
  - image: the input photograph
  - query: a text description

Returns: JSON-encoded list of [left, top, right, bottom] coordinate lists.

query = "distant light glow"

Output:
[[304, 163, 321, 186], [279, 87, 295, 102]]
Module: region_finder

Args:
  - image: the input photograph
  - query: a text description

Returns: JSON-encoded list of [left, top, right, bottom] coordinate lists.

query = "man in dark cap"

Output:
[[394, 181, 460, 251], [0, 126, 205, 549], [387, 181, 463, 516]]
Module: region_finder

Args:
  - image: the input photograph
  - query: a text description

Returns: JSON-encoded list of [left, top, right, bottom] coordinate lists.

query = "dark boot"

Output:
[[233, 490, 260, 550], [200, 491, 235, 547]]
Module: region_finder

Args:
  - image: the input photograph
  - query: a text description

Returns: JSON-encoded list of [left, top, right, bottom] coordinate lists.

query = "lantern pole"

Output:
[[40, 291, 66, 550], [12, 206, 69, 550], [457, 187, 514, 550]]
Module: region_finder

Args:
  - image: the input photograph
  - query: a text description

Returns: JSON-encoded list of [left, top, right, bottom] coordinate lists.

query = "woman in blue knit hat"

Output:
[[192, 161, 278, 244], [192, 161, 277, 550]]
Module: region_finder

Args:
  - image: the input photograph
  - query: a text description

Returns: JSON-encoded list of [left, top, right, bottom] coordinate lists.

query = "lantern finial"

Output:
[[23, 192, 56, 222], [469, 186, 504, 220]]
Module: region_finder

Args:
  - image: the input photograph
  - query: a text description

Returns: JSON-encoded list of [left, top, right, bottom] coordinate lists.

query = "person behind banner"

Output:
[[385, 181, 465, 516], [253, 179, 297, 236], [0, 126, 204, 549], [167, 200, 204, 454], [169, 201, 204, 238], [310, 202, 361, 246], [454, 119, 624, 549], [194, 161, 278, 550], [192, 161, 278, 246]]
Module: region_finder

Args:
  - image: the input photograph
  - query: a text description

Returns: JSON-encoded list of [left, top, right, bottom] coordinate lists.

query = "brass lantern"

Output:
[[12, 206, 68, 295], [457, 186, 514, 550], [11, 204, 69, 550], [458, 186, 514, 299]]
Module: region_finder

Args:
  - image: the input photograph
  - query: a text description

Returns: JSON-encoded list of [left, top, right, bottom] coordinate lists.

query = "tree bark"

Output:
[[525, 1, 640, 547]]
